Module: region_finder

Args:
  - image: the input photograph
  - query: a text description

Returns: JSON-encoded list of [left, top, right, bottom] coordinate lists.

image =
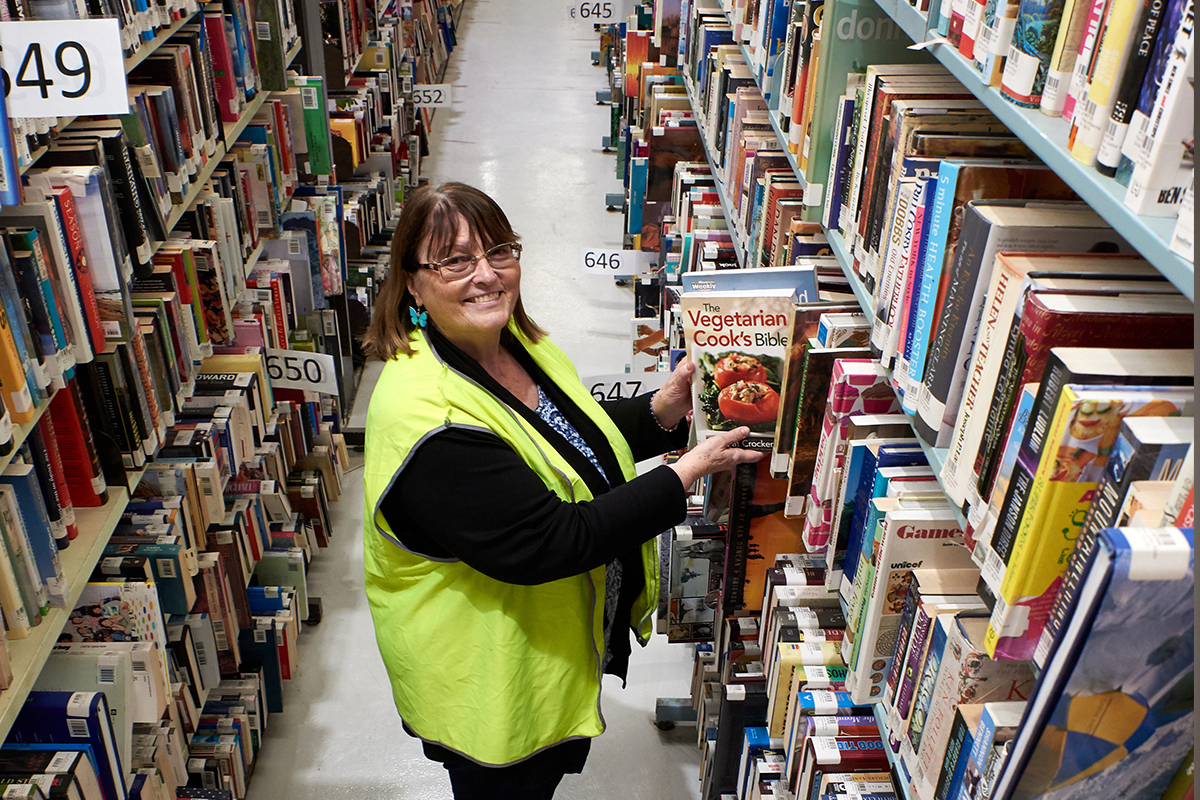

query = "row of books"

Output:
[[603, 4, 1193, 800], [673, 0, 1193, 266], [935, 0, 1194, 225]]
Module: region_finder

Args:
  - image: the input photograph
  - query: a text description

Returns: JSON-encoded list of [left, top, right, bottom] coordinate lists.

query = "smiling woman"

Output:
[[359, 182, 763, 800]]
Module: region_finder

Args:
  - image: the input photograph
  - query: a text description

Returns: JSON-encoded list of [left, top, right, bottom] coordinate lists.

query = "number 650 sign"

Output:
[[265, 348, 339, 395], [0, 19, 128, 117]]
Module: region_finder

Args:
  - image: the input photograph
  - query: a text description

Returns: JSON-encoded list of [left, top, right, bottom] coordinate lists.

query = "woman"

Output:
[[361, 182, 761, 799]]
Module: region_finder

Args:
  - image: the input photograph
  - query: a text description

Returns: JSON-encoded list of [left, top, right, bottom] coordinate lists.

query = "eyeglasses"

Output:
[[421, 242, 523, 280]]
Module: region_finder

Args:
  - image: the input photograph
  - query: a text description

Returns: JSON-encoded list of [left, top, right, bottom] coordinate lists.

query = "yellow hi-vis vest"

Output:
[[362, 325, 660, 767]]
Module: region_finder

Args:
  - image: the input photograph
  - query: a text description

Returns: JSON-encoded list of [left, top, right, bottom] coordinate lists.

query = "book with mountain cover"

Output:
[[993, 527, 1193, 800]]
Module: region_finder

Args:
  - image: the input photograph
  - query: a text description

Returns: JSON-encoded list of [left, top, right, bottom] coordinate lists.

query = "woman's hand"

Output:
[[669, 427, 765, 488], [651, 357, 696, 431]]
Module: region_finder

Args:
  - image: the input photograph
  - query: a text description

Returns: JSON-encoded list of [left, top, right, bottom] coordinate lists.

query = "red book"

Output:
[[47, 379, 106, 507], [36, 414, 77, 540], [1013, 291, 1195, 390], [48, 186, 106, 353], [204, 9, 241, 124], [795, 734, 889, 798]]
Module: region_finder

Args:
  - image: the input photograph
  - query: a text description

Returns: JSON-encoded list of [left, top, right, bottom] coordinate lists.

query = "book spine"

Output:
[[1068, 0, 1146, 163], [1122, 0, 1195, 215], [0, 484, 48, 620], [1093, 0, 1170, 173], [903, 164, 957, 417], [1001, 0, 1070, 106], [25, 426, 67, 549], [914, 201, 989, 447], [1062, 0, 1114, 122], [37, 414, 77, 540], [1040, 0, 1095, 114]]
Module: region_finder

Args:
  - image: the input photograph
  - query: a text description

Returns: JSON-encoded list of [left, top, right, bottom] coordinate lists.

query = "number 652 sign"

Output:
[[265, 348, 339, 396], [0, 19, 127, 117]]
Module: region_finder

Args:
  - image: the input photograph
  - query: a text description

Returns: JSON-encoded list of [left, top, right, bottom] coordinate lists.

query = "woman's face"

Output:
[[409, 215, 521, 350]]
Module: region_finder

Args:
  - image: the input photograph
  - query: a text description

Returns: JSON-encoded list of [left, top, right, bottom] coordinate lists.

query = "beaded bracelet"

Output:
[[650, 391, 681, 432]]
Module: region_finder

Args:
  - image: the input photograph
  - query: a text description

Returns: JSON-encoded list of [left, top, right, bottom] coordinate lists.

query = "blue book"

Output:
[[897, 172, 939, 398], [8, 692, 127, 800], [997, 528, 1194, 800], [839, 444, 926, 594], [238, 624, 283, 714], [738, 726, 775, 800], [103, 540, 190, 614], [246, 585, 291, 616], [824, 95, 857, 231], [628, 157, 648, 236], [0, 83, 21, 206], [903, 161, 962, 416], [0, 467, 64, 604], [0, 240, 45, 406], [904, 614, 952, 762]]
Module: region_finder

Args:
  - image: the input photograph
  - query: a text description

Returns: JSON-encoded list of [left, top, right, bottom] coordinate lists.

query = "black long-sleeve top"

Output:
[[380, 328, 691, 583]]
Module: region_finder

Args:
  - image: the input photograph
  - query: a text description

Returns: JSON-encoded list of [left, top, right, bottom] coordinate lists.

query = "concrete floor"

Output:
[[244, 2, 705, 798]]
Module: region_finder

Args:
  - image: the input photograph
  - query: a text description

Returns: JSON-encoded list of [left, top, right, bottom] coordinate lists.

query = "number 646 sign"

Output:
[[265, 348, 339, 396], [0, 20, 128, 117]]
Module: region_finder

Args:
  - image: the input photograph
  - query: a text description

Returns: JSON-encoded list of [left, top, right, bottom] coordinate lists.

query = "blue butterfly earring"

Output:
[[409, 305, 428, 328]]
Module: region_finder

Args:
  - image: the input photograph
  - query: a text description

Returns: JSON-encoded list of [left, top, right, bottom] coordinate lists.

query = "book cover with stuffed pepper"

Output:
[[681, 288, 796, 451]]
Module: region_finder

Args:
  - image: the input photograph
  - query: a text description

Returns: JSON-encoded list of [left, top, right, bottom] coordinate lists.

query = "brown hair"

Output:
[[362, 182, 545, 360]]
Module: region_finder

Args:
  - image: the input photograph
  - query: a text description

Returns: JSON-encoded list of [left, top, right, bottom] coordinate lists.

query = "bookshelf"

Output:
[[682, 79, 751, 267], [0, 402, 52, 479], [0, 484, 130, 739], [123, 11, 199, 73], [662, 1, 1194, 795]]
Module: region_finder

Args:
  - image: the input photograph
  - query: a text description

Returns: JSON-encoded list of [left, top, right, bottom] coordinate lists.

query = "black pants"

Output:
[[447, 767, 565, 799], [425, 736, 590, 800]]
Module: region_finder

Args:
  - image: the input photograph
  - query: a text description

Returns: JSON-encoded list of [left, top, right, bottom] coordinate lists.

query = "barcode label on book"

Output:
[[288, 236, 302, 255], [301, 87, 319, 110], [257, 210, 271, 226], [48, 753, 75, 771], [812, 736, 842, 764], [193, 639, 208, 666], [1122, 528, 1191, 581], [256, 21, 271, 40], [254, 629, 267, 643], [980, 544, 1005, 591], [157, 558, 177, 579], [67, 719, 89, 738], [97, 665, 115, 685], [132, 658, 147, 673], [212, 619, 229, 650]]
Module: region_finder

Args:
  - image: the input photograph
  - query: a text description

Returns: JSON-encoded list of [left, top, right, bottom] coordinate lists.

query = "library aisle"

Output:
[[245, 1, 706, 798]]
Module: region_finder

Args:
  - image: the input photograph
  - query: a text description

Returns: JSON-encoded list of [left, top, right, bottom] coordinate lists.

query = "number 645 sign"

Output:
[[0, 19, 128, 117], [265, 348, 339, 396]]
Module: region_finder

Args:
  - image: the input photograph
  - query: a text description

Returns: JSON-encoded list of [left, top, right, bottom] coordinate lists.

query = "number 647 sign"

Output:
[[0, 19, 128, 117], [265, 348, 339, 396]]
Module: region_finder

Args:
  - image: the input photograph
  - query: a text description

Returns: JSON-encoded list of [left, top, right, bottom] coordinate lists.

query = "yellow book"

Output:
[[985, 384, 1193, 658], [766, 637, 845, 737]]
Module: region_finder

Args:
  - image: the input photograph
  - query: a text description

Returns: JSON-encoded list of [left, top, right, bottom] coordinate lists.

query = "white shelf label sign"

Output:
[[412, 84, 451, 107], [570, 1, 616, 19], [0, 20, 127, 116], [581, 372, 668, 403], [580, 247, 651, 274], [265, 348, 338, 395]]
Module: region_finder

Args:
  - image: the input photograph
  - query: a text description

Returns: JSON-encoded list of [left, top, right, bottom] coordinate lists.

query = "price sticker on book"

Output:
[[412, 84, 451, 107], [580, 247, 651, 275], [581, 372, 668, 403], [0, 20, 127, 116], [265, 348, 338, 395]]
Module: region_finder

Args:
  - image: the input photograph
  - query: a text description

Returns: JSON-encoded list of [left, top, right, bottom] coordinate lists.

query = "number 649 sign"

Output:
[[0, 19, 127, 117], [265, 348, 339, 395]]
